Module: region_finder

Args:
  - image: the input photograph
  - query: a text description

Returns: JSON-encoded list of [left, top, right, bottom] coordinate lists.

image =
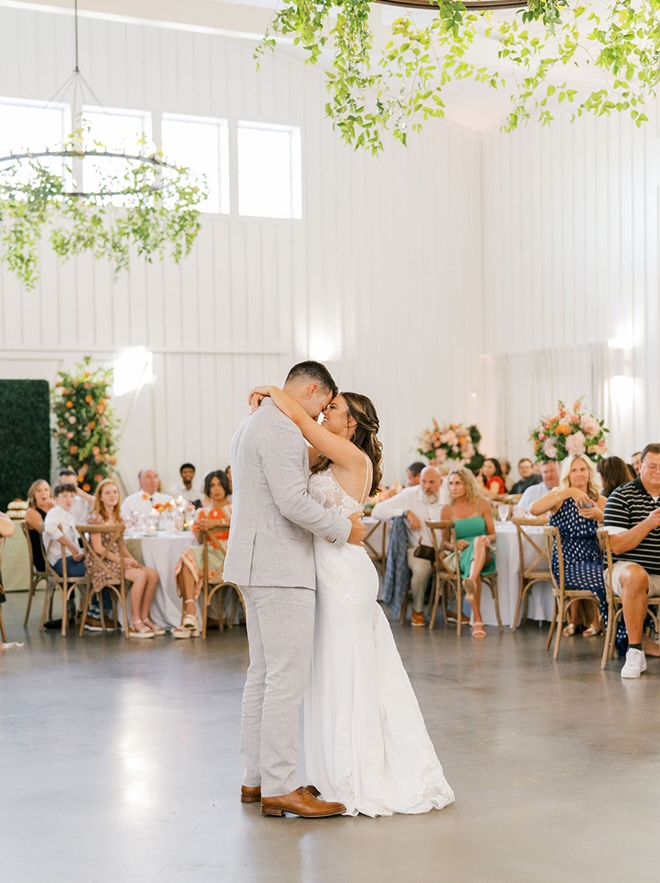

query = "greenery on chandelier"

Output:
[[0, 129, 207, 290], [256, 0, 660, 153]]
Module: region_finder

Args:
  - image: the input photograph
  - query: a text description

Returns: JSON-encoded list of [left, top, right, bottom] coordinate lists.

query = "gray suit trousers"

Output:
[[240, 585, 315, 797]]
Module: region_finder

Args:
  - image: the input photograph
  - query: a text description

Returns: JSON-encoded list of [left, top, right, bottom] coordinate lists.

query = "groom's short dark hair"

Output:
[[285, 361, 338, 397]]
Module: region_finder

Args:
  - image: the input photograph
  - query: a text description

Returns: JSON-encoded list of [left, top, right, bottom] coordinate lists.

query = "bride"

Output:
[[250, 385, 454, 818]]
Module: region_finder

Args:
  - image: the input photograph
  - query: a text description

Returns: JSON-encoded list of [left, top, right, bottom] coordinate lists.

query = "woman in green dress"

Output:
[[440, 467, 496, 638]]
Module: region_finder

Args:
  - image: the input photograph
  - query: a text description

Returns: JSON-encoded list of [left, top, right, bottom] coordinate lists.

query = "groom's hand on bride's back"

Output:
[[347, 513, 367, 546]]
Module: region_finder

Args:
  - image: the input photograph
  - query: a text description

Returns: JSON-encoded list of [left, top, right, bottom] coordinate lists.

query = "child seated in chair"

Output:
[[43, 484, 86, 577]]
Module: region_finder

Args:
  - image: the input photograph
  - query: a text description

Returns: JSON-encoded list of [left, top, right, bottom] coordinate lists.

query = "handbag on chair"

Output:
[[413, 538, 435, 561]]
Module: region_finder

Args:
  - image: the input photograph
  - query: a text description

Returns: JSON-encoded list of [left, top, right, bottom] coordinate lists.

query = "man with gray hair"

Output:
[[121, 468, 172, 520], [373, 464, 447, 626]]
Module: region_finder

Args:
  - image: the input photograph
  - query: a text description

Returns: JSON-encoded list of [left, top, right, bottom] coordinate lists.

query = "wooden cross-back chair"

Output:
[[21, 521, 48, 628], [0, 537, 7, 642], [198, 519, 243, 638], [544, 525, 601, 659], [76, 524, 131, 640], [40, 530, 89, 637], [597, 528, 660, 669], [425, 520, 502, 634], [511, 517, 552, 631]]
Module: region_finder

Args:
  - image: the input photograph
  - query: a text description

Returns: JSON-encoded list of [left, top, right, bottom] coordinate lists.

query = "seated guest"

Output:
[[58, 467, 94, 523], [511, 458, 542, 495], [173, 470, 232, 639], [87, 479, 161, 638], [480, 458, 506, 499], [499, 458, 512, 490], [519, 461, 560, 512], [121, 468, 172, 520], [406, 461, 426, 487], [631, 451, 642, 476], [0, 510, 14, 629], [598, 456, 635, 497], [530, 454, 606, 637], [43, 484, 86, 577], [604, 444, 660, 678], [168, 462, 200, 505], [372, 465, 445, 627], [441, 468, 497, 639], [25, 480, 56, 571]]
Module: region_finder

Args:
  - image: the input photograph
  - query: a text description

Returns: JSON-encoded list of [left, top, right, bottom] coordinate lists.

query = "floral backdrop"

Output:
[[52, 356, 119, 492], [530, 398, 608, 463], [418, 420, 484, 474]]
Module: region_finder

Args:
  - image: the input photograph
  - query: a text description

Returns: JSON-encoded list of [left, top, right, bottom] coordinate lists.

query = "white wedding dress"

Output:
[[304, 465, 455, 817]]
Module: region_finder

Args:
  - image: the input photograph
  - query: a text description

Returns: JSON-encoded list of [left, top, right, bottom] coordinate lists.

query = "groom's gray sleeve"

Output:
[[260, 423, 352, 545]]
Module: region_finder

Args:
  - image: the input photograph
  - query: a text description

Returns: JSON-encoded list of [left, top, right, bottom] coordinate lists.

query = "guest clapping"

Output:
[[530, 454, 606, 637], [173, 470, 232, 639], [441, 467, 497, 639]]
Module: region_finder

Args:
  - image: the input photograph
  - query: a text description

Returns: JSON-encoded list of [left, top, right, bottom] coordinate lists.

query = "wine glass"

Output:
[[497, 503, 510, 522]]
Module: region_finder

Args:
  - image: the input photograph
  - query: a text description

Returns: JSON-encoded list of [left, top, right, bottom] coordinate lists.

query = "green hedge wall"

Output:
[[0, 380, 51, 510]]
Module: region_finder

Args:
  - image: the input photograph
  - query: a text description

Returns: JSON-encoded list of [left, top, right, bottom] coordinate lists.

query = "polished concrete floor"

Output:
[[2, 596, 660, 883]]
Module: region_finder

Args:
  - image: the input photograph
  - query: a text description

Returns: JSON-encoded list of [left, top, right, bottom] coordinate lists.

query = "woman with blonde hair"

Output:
[[25, 479, 55, 572], [440, 466, 497, 638], [530, 454, 608, 637], [87, 479, 160, 638]]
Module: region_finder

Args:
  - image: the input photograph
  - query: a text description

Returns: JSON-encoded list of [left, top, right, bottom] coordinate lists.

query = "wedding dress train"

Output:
[[304, 467, 455, 817]]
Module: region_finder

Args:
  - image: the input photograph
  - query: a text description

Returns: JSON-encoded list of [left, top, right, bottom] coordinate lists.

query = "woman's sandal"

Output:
[[562, 622, 576, 637], [143, 618, 166, 636], [129, 619, 155, 639], [471, 622, 486, 639], [583, 624, 603, 637], [463, 578, 477, 602]]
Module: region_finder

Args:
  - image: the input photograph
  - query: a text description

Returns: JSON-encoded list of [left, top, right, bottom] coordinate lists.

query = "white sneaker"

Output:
[[621, 648, 647, 679]]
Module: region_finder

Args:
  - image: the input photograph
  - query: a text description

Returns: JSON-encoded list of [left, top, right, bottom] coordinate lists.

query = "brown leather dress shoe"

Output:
[[261, 786, 346, 818], [241, 784, 321, 803]]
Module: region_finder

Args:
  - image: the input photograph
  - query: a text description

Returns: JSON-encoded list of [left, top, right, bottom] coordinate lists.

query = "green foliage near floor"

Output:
[[0, 379, 51, 510]]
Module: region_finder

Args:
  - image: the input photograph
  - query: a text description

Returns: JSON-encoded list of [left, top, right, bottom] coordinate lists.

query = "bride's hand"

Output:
[[248, 385, 274, 413]]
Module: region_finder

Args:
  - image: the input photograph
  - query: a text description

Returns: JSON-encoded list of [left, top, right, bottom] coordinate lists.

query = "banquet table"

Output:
[[125, 532, 196, 629], [477, 521, 554, 628]]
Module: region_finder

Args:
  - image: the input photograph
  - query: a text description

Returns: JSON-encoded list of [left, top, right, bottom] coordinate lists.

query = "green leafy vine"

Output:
[[256, 0, 660, 153], [0, 129, 207, 289]]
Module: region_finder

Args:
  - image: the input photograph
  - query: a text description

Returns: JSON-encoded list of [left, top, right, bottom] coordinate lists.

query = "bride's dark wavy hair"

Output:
[[310, 391, 383, 496]]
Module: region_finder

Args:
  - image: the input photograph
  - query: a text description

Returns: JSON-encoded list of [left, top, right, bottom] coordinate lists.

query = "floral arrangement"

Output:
[[52, 356, 119, 492], [152, 500, 174, 513], [418, 420, 484, 474], [530, 398, 608, 463]]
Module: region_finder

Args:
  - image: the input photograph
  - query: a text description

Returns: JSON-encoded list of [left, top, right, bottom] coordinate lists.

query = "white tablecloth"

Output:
[[478, 522, 554, 628], [126, 532, 195, 629]]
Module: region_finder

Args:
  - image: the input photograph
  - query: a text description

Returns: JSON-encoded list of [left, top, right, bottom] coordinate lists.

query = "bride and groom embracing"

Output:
[[223, 361, 454, 818]]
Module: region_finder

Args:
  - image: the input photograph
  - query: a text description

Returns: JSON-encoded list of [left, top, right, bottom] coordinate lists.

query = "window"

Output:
[[0, 98, 68, 184], [161, 114, 228, 214], [81, 106, 151, 198], [237, 122, 302, 219]]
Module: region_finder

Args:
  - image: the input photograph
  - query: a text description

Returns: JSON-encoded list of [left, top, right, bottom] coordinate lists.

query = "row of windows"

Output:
[[0, 98, 302, 219]]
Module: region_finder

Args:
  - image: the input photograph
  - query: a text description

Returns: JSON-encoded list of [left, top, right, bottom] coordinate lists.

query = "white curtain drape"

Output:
[[493, 343, 612, 464]]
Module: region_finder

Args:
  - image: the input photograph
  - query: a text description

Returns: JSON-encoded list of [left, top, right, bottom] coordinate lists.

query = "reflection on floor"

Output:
[[3, 597, 658, 883]]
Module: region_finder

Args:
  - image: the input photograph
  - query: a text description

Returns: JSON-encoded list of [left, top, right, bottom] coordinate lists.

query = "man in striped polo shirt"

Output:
[[604, 443, 660, 678]]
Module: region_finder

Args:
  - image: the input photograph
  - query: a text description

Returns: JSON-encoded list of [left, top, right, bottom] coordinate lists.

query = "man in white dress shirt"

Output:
[[519, 461, 559, 512], [372, 465, 444, 626], [121, 468, 173, 520]]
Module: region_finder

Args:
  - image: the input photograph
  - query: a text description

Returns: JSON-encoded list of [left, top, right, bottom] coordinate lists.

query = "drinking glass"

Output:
[[497, 503, 510, 522]]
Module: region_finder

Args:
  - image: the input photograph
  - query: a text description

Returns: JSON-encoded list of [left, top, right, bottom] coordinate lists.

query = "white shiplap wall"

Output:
[[481, 102, 660, 467], [0, 5, 483, 493]]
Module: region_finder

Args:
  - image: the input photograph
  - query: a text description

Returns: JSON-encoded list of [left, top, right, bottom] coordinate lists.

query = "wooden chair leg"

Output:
[[39, 583, 52, 631], [456, 585, 462, 635], [0, 607, 7, 642], [79, 587, 94, 637], [490, 582, 503, 632], [552, 598, 566, 660], [23, 578, 36, 628], [428, 575, 441, 631]]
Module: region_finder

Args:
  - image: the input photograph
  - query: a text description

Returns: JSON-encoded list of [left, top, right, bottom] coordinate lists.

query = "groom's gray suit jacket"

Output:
[[223, 399, 350, 590]]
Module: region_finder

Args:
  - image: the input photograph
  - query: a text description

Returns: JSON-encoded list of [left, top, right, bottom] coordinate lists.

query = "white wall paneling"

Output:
[[0, 5, 482, 492]]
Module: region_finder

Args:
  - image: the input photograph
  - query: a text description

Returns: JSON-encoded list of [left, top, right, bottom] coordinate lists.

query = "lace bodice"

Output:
[[308, 465, 369, 518]]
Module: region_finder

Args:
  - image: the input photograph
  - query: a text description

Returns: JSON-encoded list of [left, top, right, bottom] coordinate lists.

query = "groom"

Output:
[[224, 360, 366, 817]]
